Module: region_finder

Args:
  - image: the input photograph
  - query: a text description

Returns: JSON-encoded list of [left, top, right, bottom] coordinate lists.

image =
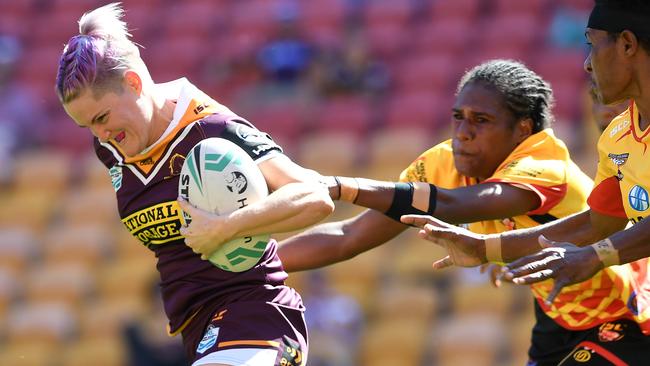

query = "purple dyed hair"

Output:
[[55, 2, 139, 104]]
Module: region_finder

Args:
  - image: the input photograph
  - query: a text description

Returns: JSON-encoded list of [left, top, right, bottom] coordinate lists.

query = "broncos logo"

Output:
[[165, 153, 186, 179]]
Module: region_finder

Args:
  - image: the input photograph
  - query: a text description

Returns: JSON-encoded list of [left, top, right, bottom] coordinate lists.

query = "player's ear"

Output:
[[619, 30, 639, 56], [123, 70, 143, 95], [516, 118, 534, 143]]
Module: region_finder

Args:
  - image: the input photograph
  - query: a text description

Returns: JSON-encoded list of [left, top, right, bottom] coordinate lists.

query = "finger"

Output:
[[179, 225, 189, 237], [503, 251, 552, 278], [503, 260, 547, 281], [177, 196, 195, 214], [400, 214, 434, 228], [538, 235, 556, 249], [416, 228, 450, 245], [489, 266, 502, 288], [496, 270, 513, 285], [420, 224, 458, 241], [544, 279, 567, 306], [511, 268, 554, 285], [432, 256, 453, 270]]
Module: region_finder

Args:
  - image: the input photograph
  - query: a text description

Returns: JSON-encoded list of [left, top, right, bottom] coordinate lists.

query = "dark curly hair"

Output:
[[456, 59, 554, 133]]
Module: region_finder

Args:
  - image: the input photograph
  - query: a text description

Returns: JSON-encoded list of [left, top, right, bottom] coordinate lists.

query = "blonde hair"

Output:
[[55, 2, 142, 103]]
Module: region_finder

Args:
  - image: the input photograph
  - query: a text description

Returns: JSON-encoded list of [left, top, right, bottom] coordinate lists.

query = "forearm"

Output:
[[279, 222, 352, 272], [279, 210, 407, 272], [228, 182, 333, 237], [329, 176, 436, 219], [499, 210, 608, 262], [329, 177, 542, 225], [608, 219, 650, 264]]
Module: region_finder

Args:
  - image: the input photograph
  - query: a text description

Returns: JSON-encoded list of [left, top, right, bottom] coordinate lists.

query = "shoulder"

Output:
[[196, 114, 283, 161]]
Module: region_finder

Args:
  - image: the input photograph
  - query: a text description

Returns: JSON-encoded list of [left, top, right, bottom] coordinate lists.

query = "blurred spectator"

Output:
[[0, 35, 47, 183], [547, 5, 589, 49], [302, 271, 363, 366], [311, 29, 390, 97], [257, 2, 314, 84], [123, 281, 187, 366]]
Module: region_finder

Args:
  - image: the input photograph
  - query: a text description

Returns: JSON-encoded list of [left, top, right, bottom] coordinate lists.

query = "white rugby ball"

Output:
[[178, 137, 270, 272]]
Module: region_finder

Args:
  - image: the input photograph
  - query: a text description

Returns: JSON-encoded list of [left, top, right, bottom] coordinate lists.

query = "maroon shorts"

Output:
[[182, 301, 308, 366]]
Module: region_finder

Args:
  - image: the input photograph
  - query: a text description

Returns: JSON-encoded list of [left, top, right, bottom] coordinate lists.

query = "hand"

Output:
[[502, 235, 603, 305], [400, 214, 487, 269], [480, 263, 508, 288], [177, 197, 236, 260], [320, 176, 341, 200]]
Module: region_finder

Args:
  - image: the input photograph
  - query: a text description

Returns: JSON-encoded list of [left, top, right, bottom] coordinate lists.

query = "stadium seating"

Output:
[[61, 338, 126, 366], [0, 268, 21, 319], [0, 227, 39, 274], [364, 127, 434, 180], [78, 297, 148, 340], [5, 302, 77, 345], [2, 0, 596, 364], [434, 314, 505, 366], [360, 317, 429, 366], [297, 131, 363, 176], [0, 342, 59, 366], [24, 263, 95, 311], [42, 224, 114, 269], [430, 0, 483, 23]]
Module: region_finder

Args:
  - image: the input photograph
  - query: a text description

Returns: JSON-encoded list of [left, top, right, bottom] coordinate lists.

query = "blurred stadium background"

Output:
[[0, 0, 604, 365]]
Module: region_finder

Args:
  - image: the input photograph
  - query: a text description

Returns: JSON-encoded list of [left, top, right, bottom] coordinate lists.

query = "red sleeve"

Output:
[[587, 176, 627, 218]]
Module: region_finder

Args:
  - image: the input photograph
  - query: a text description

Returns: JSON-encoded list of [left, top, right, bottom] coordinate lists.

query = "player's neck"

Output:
[[148, 93, 176, 144], [634, 58, 650, 131], [635, 98, 650, 131]]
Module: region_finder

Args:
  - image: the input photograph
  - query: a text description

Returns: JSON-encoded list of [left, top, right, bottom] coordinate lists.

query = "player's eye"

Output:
[[471, 115, 491, 124], [95, 112, 109, 125], [452, 112, 463, 120]]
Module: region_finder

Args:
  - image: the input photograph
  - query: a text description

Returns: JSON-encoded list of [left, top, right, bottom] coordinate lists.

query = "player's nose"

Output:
[[92, 125, 112, 143]]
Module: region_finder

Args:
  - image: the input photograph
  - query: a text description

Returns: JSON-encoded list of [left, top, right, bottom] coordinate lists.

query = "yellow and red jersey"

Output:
[[399, 129, 643, 331], [588, 101, 650, 334]]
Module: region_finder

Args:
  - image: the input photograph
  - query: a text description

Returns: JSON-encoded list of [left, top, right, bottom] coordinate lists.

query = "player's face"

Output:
[[584, 29, 632, 105], [63, 75, 153, 157], [451, 81, 531, 181]]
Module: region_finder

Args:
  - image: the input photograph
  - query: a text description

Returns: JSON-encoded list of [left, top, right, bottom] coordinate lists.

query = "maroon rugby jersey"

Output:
[[94, 79, 303, 335]]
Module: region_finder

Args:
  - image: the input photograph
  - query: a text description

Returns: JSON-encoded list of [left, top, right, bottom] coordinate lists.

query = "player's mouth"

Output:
[[452, 145, 476, 157], [115, 131, 126, 143]]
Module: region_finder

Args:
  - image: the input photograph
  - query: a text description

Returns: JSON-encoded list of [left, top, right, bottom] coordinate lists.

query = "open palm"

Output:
[[401, 214, 486, 268]]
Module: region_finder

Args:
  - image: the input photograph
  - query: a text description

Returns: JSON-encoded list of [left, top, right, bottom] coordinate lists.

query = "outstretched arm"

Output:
[[279, 176, 540, 272], [278, 209, 407, 272], [402, 209, 627, 268], [504, 214, 646, 304], [327, 176, 541, 224]]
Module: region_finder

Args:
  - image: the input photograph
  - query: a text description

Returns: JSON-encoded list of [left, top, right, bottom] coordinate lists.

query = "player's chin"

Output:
[[121, 142, 140, 158], [453, 159, 480, 178]]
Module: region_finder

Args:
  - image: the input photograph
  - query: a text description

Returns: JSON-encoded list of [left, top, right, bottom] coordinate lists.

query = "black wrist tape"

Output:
[[384, 182, 437, 222]]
